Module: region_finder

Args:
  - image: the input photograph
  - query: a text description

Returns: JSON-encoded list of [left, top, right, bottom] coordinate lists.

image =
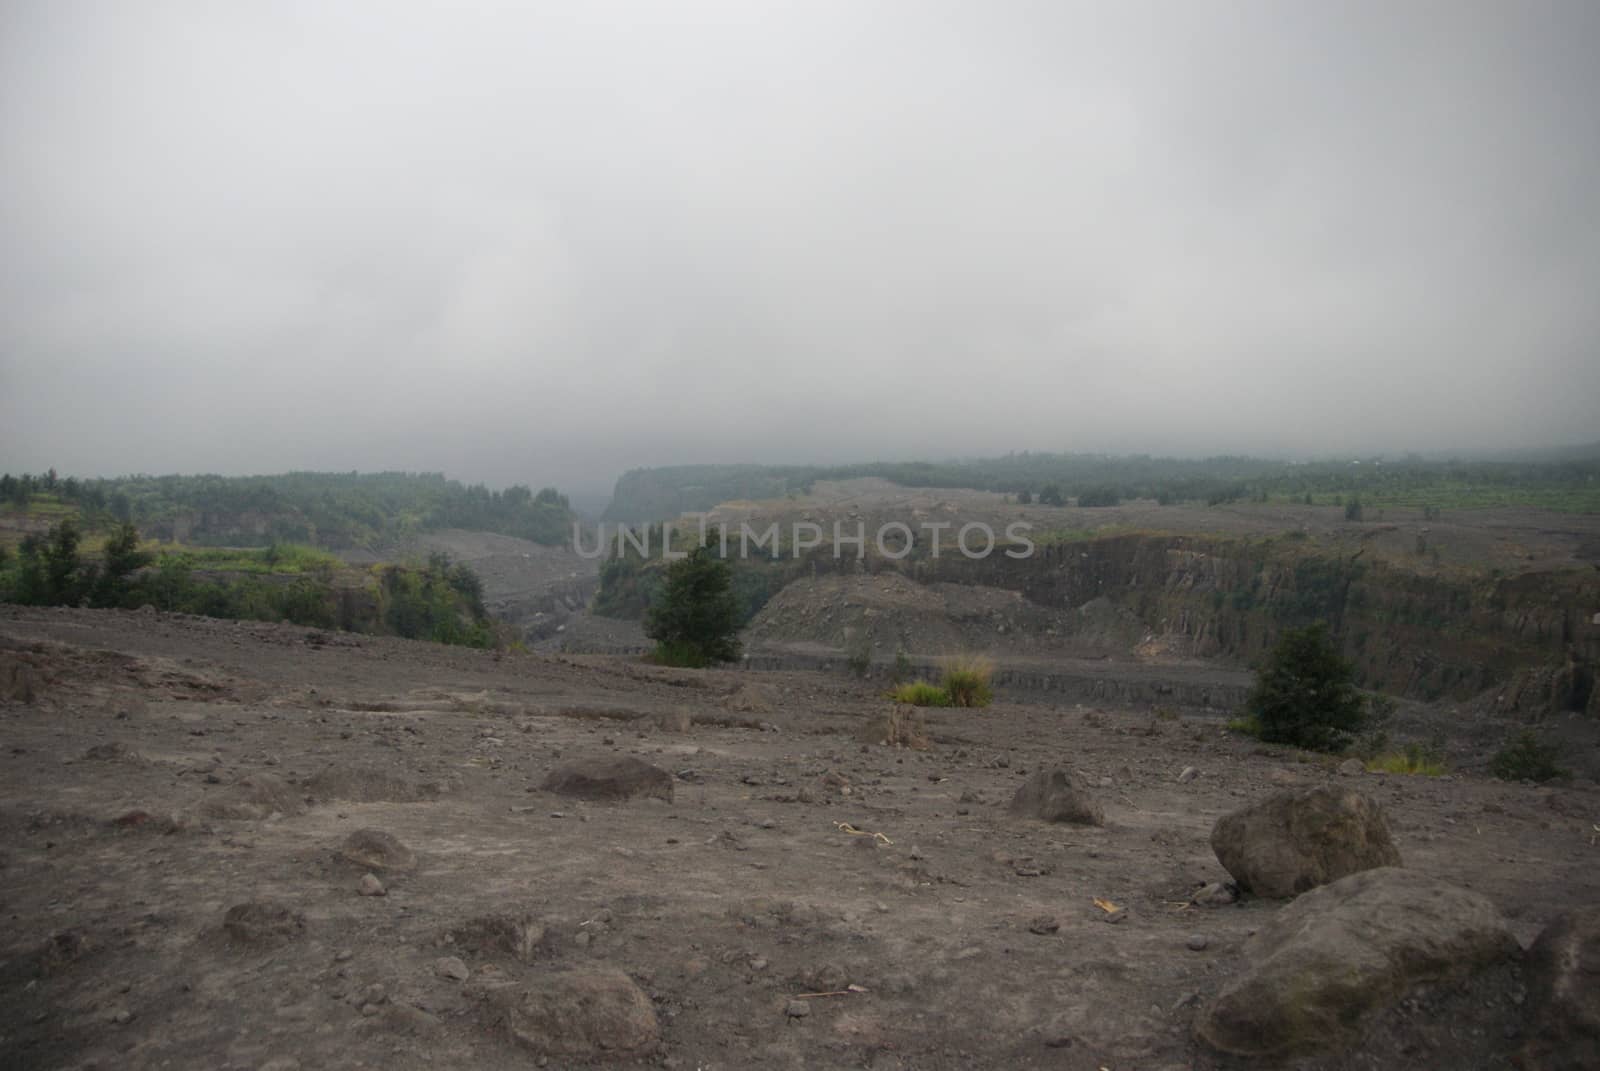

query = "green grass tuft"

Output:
[[940, 653, 995, 708], [890, 682, 952, 707], [1225, 714, 1262, 737]]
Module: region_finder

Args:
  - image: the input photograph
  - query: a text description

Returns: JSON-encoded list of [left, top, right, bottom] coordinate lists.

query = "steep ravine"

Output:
[[923, 533, 1600, 714]]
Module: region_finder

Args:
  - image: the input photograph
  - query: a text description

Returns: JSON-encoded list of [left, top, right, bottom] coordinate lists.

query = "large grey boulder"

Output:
[[492, 968, 659, 1058], [1521, 905, 1600, 1071], [1210, 785, 1400, 898], [542, 757, 674, 802], [1008, 766, 1103, 825], [1196, 867, 1517, 1058]]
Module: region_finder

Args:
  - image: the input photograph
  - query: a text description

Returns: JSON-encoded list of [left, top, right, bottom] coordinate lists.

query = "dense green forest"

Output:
[[0, 470, 573, 548], [0, 517, 498, 648], [603, 447, 1600, 521]]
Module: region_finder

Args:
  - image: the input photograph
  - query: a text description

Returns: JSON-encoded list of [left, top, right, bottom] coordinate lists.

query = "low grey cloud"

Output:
[[3, 0, 1597, 499]]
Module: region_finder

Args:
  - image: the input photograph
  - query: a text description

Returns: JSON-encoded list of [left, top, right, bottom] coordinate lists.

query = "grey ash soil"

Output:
[[2, 606, 1597, 1070]]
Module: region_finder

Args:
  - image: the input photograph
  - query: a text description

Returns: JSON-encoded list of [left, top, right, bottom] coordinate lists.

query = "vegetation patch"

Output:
[[1365, 745, 1446, 776], [1488, 731, 1569, 783], [1244, 623, 1369, 752], [890, 682, 952, 707], [940, 654, 995, 708]]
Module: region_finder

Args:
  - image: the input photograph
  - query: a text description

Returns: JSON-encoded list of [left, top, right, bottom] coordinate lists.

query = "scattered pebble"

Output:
[[1027, 915, 1060, 935], [785, 1000, 811, 1019], [434, 955, 470, 981], [358, 873, 386, 897], [1177, 766, 1199, 784], [1186, 933, 1209, 951]]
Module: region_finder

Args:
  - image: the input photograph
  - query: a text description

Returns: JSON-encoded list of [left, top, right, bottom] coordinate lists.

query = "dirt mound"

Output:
[[722, 682, 771, 713], [337, 829, 416, 871], [221, 901, 305, 947], [490, 968, 660, 1059], [81, 741, 141, 762], [1, 651, 39, 703], [201, 773, 306, 820], [1008, 766, 1104, 825], [446, 913, 548, 962], [301, 766, 448, 803], [542, 757, 674, 802]]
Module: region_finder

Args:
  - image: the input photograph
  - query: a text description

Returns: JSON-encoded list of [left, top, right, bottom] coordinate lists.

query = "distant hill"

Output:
[[602, 449, 1600, 522], [0, 470, 576, 549]]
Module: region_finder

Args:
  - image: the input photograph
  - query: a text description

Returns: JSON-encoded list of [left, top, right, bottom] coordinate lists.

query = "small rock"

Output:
[[1192, 882, 1239, 907], [1103, 908, 1129, 924], [222, 901, 305, 945], [1008, 766, 1103, 825], [1028, 916, 1060, 935], [1338, 758, 1365, 777], [358, 873, 386, 897], [338, 829, 415, 872], [110, 1008, 132, 1024], [785, 1000, 811, 1019], [1177, 766, 1200, 784], [1186, 933, 1209, 951], [434, 955, 470, 982]]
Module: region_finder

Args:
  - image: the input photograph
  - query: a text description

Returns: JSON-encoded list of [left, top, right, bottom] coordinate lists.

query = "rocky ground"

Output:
[[2, 605, 1597, 1070]]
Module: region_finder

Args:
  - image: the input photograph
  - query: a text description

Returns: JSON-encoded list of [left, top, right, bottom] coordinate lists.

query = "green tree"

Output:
[[1017, 489, 1033, 505], [45, 519, 95, 605], [92, 522, 151, 607], [1038, 484, 1065, 506], [1077, 485, 1120, 508], [9, 535, 49, 604], [644, 545, 742, 667], [1246, 623, 1367, 752], [1345, 496, 1364, 521]]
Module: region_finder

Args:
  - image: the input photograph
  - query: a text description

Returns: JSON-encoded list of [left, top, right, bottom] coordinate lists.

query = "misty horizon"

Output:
[[4, 2, 1598, 499]]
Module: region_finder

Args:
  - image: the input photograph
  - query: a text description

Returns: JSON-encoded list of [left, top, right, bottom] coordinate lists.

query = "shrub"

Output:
[[1488, 731, 1568, 783], [1226, 714, 1262, 737], [891, 682, 951, 707], [1076, 485, 1120, 508], [891, 647, 913, 684], [940, 654, 994, 708], [1246, 623, 1367, 752]]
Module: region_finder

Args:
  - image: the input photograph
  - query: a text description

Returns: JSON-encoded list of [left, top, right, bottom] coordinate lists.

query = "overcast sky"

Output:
[[2, 1, 1597, 500]]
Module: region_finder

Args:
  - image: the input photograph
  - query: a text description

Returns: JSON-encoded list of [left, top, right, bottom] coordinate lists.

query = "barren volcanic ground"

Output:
[[2, 606, 1597, 1070]]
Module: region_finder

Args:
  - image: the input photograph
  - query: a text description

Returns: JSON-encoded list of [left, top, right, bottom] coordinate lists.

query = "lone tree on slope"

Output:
[[644, 545, 742, 668]]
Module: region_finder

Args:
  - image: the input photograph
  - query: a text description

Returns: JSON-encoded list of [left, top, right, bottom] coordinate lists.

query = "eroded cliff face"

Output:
[[923, 533, 1600, 712]]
